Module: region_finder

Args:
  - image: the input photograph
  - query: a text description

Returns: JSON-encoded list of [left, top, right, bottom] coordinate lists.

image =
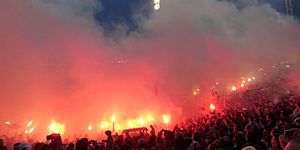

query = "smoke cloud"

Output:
[[0, 0, 299, 136]]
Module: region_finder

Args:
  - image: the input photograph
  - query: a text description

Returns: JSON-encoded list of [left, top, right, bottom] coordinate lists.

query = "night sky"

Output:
[[96, 0, 299, 35]]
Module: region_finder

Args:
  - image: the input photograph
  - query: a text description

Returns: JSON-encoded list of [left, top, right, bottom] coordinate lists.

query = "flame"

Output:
[[100, 121, 109, 129], [140, 117, 145, 126], [28, 127, 34, 133], [115, 124, 121, 131], [193, 91, 197, 95], [241, 83, 245, 88], [27, 120, 32, 127], [128, 121, 133, 128], [49, 120, 65, 135], [231, 86, 237, 91], [209, 104, 216, 110], [146, 114, 155, 122], [162, 114, 170, 124], [111, 114, 116, 122], [88, 124, 93, 131]]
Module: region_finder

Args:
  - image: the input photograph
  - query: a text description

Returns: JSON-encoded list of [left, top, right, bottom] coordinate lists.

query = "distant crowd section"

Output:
[[1, 95, 300, 150]]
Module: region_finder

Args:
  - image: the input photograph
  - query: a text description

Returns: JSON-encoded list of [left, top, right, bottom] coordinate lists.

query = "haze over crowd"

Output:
[[0, 0, 300, 135]]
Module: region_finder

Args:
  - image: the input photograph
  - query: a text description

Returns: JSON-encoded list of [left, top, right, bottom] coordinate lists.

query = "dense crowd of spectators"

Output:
[[1, 96, 300, 150]]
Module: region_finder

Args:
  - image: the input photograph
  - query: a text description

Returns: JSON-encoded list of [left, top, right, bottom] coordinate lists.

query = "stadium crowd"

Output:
[[1, 95, 300, 150]]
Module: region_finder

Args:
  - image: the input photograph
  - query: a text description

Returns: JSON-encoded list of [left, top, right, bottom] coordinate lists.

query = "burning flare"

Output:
[[162, 114, 170, 124], [49, 120, 65, 135], [231, 86, 237, 91], [209, 104, 216, 110], [88, 124, 93, 131]]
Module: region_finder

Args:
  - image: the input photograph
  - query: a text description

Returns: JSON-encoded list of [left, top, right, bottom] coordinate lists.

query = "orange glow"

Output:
[[28, 127, 34, 133], [209, 104, 216, 110], [128, 121, 133, 128], [140, 117, 145, 126], [115, 124, 121, 131], [4, 121, 10, 125], [111, 114, 116, 122], [146, 114, 155, 122], [162, 114, 170, 124], [241, 83, 244, 88], [100, 121, 109, 129], [49, 120, 65, 135], [88, 124, 93, 131], [27, 120, 32, 127], [231, 86, 237, 91], [193, 91, 197, 95], [248, 78, 251, 82]]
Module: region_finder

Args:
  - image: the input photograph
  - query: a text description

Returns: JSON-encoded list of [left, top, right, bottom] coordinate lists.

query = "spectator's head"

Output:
[[285, 127, 300, 140], [0, 139, 4, 147], [138, 138, 146, 149], [105, 130, 112, 136], [296, 102, 300, 108], [75, 139, 88, 150], [67, 143, 74, 150], [208, 139, 222, 150], [241, 146, 256, 150], [271, 126, 284, 137], [13, 143, 30, 150], [246, 130, 258, 145], [293, 118, 300, 127], [249, 116, 255, 122], [192, 132, 201, 142]]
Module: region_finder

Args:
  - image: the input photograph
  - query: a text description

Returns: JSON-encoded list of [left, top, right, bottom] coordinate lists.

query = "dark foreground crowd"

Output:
[[1, 96, 300, 150]]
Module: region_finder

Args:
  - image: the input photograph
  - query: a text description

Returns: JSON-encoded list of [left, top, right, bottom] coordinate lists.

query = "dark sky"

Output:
[[94, 0, 152, 35], [95, 0, 299, 35]]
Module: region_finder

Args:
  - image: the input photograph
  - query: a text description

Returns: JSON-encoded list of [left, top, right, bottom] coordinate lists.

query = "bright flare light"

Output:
[[4, 121, 10, 125], [147, 114, 155, 122], [162, 114, 170, 124], [209, 104, 216, 110], [128, 121, 133, 128], [88, 124, 93, 131], [112, 114, 116, 122], [100, 121, 109, 129], [115, 124, 121, 131], [27, 120, 32, 127], [49, 120, 65, 135], [241, 83, 245, 88], [248, 78, 252, 82], [231, 86, 237, 91], [154, 0, 160, 10], [140, 117, 145, 126], [193, 91, 197, 95], [28, 127, 34, 133]]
